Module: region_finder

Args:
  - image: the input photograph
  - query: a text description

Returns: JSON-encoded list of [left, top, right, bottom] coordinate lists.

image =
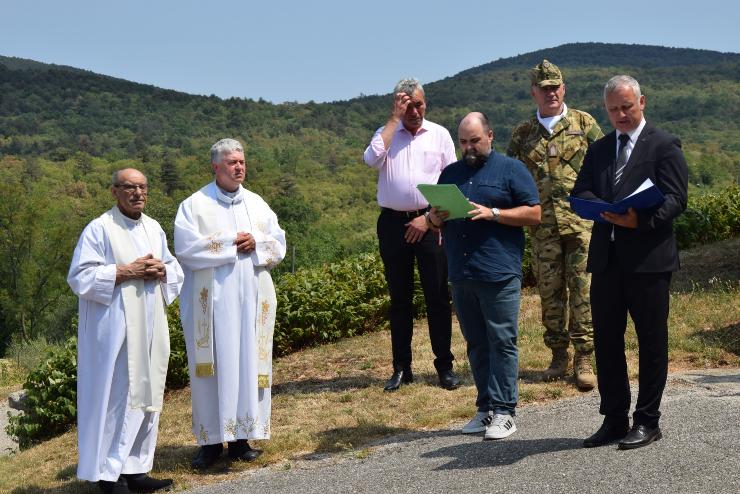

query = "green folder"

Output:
[[417, 184, 474, 220]]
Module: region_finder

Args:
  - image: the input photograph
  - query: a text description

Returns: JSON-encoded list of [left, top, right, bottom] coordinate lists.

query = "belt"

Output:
[[381, 207, 427, 218]]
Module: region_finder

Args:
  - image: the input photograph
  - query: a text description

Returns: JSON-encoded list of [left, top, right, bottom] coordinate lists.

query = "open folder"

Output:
[[568, 178, 665, 223], [417, 184, 474, 220]]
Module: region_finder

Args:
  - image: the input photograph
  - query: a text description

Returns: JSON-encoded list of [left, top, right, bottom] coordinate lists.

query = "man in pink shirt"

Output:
[[363, 78, 459, 392]]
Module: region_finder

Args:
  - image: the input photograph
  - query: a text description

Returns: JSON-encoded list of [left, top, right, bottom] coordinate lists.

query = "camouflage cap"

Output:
[[531, 59, 563, 87]]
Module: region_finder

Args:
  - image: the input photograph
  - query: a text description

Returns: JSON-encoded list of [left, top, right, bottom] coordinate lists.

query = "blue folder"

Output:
[[568, 179, 665, 223]]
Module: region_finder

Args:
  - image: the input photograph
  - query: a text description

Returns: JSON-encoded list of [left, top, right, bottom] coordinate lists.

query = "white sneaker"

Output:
[[461, 411, 493, 434], [484, 413, 517, 440]]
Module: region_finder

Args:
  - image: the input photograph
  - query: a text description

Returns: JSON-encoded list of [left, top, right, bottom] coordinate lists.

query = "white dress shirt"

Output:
[[363, 119, 457, 211]]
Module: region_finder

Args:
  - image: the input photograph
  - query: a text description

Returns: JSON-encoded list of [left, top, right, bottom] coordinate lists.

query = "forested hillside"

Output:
[[0, 42, 738, 354]]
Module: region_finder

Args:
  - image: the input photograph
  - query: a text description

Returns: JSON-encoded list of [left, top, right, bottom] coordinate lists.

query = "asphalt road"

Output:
[[185, 369, 740, 494]]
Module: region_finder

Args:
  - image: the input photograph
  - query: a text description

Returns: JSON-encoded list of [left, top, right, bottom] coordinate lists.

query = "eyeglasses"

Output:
[[115, 184, 149, 193]]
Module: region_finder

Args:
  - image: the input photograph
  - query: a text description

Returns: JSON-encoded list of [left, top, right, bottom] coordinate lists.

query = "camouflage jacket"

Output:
[[507, 108, 603, 236]]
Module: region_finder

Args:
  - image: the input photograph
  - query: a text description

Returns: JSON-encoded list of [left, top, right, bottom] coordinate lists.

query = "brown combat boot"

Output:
[[542, 348, 569, 381], [574, 351, 596, 391]]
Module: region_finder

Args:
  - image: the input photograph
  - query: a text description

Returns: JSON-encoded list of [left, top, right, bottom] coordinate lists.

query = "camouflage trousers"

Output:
[[531, 226, 594, 354]]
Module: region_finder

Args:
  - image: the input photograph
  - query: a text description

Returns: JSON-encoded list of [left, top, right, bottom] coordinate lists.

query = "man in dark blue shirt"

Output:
[[428, 112, 541, 440]]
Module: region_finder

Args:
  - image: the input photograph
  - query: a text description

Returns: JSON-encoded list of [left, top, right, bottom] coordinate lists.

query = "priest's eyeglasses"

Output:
[[115, 183, 149, 193]]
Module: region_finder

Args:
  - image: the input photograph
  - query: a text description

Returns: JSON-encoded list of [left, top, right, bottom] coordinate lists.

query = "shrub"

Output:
[[273, 252, 423, 355], [5, 335, 59, 374], [165, 301, 189, 389], [675, 185, 739, 249], [6, 337, 77, 448]]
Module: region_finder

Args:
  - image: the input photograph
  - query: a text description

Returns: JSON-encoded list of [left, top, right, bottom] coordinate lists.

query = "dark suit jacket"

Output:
[[572, 122, 688, 274]]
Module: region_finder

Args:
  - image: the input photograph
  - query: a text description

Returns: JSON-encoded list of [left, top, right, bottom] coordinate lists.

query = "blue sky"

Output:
[[1, 0, 738, 103]]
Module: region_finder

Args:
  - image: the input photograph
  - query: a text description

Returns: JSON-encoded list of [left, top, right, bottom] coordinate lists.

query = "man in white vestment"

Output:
[[68, 168, 183, 494], [174, 138, 286, 469]]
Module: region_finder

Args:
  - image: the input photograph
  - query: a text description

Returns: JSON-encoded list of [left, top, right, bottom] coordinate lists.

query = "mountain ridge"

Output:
[[3, 42, 739, 105]]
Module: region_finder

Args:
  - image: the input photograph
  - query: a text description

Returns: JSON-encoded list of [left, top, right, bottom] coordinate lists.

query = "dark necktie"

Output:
[[614, 133, 631, 185]]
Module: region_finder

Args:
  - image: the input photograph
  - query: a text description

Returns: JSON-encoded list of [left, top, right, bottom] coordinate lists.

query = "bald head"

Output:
[[111, 168, 148, 219], [459, 112, 492, 135], [112, 168, 147, 187], [458, 112, 494, 168]]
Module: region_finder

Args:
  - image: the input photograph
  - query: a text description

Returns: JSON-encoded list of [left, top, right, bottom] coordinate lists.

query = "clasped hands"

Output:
[[235, 232, 256, 253], [118, 253, 166, 283]]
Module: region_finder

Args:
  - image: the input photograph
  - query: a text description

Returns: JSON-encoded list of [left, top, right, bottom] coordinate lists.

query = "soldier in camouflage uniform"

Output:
[[507, 60, 602, 390]]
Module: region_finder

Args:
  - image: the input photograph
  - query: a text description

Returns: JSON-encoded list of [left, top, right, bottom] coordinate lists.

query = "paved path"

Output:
[[186, 369, 740, 494]]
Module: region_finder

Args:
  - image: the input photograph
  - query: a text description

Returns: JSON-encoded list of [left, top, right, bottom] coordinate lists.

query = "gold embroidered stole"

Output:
[[255, 268, 276, 388], [190, 185, 277, 389], [190, 191, 218, 378], [101, 206, 170, 411]]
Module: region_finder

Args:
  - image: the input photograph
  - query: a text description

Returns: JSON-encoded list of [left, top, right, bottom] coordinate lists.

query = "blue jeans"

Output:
[[452, 277, 521, 415]]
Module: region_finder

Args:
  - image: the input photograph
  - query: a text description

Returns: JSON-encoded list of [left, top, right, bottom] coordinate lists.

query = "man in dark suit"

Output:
[[572, 75, 688, 450]]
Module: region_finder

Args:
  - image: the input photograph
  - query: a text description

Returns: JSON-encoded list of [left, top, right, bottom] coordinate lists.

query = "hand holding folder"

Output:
[[568, 179, 665, 223], [416, 184, 474, 220]]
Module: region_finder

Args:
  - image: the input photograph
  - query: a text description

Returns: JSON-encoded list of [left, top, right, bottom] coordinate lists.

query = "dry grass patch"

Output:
[[0, 359, 24, 401], [1, 240, 738, 493]]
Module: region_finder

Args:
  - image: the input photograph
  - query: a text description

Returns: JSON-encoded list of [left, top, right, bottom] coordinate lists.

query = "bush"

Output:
[[6, 337, 77, 448], [675, 185, 739, 249], [273, 252, 423, 355], [165, 301, 189, 389], [5, 335, 59, 374]]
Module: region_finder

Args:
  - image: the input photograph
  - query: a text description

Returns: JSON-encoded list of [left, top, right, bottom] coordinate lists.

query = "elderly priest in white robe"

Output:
[[68, 168, 184, 494], [174, 138, 286, 469]]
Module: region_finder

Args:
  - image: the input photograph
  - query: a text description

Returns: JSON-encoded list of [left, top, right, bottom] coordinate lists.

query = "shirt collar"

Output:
[[117, 207, 143, 226], [400, 118, 429, 135], [214, 182, 244, 204], [536, 103, 568, 134], [617, 117, 646, 144]]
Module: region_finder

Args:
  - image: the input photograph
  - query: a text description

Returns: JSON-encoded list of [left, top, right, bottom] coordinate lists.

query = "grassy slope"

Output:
[[0, 238, 737, 493]]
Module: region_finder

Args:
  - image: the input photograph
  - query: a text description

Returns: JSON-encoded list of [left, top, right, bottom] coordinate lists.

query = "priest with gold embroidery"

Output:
[[68, 168, 184, 494], [174, 138, 286, 469]]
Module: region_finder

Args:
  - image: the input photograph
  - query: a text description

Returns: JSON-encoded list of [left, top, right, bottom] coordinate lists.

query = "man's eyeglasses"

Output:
[[115, 184, 149, 193]]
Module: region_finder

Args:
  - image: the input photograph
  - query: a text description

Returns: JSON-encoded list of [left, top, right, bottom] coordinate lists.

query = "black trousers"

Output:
[[377, 209, 454, 372], [591, 245, 671, 428]]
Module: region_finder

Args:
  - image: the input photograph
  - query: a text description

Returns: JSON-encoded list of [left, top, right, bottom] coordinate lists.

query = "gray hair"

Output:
[[604, 75, 642, 100], [210, 138, 244, 164], [394, 78, 424, 97], [111, 168, 147, 186]]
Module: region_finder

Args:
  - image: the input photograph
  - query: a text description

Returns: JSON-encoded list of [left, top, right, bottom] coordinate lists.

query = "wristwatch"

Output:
[[490, 207, 500, 222]]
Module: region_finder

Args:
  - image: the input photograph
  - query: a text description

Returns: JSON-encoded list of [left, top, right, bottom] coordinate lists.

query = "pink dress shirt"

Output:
[[363, 119, 457, 211]]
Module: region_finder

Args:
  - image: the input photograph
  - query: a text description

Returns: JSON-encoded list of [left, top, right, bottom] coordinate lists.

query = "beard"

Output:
[[463, 149, 490, 168]]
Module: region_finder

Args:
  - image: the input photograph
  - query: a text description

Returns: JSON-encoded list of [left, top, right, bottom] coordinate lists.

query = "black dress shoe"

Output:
[[383, 368, 413, 391], [98, 478, 131, 494], [618, 424, 662, 450], [437, 369, 460, 390], [228, 439, 263, 461], [191, 443, 224, 469], [583, 421, 629, 448], [122, 474, 173, 493]]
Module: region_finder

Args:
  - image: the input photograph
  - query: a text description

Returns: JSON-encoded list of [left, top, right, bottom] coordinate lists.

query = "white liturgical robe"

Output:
[[175, 182, 286, 445], [68, 208, 183, 482]]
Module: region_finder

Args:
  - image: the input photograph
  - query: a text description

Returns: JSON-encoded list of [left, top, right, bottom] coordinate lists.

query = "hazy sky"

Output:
[[1, 0, 738, 103]]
